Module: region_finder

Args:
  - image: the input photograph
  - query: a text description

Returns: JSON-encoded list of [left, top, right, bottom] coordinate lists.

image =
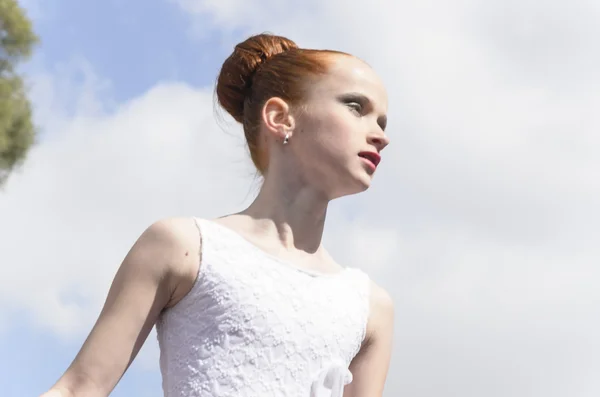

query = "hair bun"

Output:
[[216, 33, 299, 123]]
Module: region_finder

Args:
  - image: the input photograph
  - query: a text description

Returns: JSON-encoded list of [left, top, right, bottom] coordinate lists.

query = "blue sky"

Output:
[[3, 1, 218, 395], [2, 0, 599, 396], [30, 0, 229, 99], [1, 313, 160, 396]]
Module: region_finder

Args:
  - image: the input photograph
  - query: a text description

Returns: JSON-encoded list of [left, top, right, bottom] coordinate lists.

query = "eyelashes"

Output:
[[337, 93, 387, 131], [346, 102, 363, 115], [338, 93, 368, 117]]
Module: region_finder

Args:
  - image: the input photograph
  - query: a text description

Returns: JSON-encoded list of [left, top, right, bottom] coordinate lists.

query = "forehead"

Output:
[[308, 55, 388, 111]]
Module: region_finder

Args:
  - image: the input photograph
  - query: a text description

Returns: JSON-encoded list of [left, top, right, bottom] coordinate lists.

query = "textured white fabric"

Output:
[[310, 360, 353, 397], [156, 218, 371, 397]]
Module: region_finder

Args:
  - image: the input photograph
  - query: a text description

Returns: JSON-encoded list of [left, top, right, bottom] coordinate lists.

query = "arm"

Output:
[[40, 217, 201, 397], [344, 282, 395, 397]]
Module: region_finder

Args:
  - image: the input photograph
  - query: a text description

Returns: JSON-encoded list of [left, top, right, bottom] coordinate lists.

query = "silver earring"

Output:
[[283, 133, 290, 145]]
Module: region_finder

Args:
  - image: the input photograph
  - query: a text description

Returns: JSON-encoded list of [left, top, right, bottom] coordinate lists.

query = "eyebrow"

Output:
[[337, 92, 388, 131]]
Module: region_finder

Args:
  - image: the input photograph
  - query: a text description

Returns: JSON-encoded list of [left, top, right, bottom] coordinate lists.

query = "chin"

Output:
[[320, 164, 375, 199], [330, 173, 372, 199], [355, 175, 372, 192], [354, 165, 374, 190]]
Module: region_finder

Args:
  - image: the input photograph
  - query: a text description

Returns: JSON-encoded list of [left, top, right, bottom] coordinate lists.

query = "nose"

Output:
[[368, 130, 390, 152]]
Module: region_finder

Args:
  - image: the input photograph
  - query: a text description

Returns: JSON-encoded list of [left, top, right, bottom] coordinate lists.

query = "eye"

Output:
[[346, 102, 363, 115]]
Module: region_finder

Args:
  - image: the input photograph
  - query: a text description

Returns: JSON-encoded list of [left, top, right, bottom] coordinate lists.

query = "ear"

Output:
[[261, 97, 295, 142]]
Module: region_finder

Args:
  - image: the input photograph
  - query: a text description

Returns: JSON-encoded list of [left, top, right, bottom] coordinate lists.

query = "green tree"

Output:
[[0, 0, 38, 188]]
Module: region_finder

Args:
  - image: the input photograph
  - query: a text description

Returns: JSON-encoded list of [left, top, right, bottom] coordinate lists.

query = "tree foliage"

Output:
[[0, 0, 38, 187]]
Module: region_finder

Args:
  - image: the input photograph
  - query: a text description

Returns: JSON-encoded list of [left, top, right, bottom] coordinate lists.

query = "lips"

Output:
[[358, 151, 381, 168]]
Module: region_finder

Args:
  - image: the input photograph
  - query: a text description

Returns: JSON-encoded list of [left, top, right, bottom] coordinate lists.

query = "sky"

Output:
[[1, 0, 599, 396]]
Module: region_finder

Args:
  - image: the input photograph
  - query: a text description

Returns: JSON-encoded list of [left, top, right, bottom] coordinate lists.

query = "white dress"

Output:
[[156, 218, 371, 397]]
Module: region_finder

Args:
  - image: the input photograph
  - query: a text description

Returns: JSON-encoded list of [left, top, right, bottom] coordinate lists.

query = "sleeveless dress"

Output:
[[156, 218, 372, 397]]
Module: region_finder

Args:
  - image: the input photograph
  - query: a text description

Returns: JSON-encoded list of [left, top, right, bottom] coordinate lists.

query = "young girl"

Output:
[[42, 33, 394, 397]]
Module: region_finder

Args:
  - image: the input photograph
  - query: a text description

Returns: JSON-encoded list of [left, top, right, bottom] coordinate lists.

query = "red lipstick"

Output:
[[358, 151, 381, 170]]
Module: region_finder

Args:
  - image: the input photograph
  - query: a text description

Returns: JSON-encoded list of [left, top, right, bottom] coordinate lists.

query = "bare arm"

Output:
[[344, 282, 395, 397], [41, 217, 201, 397]]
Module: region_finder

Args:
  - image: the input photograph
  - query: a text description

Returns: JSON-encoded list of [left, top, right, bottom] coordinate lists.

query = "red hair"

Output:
[[216, 33, 349, 174]]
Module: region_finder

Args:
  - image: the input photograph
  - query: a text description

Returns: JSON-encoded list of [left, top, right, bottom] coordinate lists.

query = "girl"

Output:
[[42, 33, 394, 397]]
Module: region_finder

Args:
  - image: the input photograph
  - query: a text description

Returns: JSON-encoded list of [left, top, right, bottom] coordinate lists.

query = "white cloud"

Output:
[[169, 1, 600, 396], [1, 0, 599, 395], [0, 57, 258, 367]]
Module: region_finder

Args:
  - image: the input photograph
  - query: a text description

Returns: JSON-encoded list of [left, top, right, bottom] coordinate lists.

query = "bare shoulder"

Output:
[[345, 279, 395, 396], [42, 217, 202, 396], [369, 281, 394, 312], [133, 216, 202, 307], [366, 280, 395, 340], [139, 216, 201, 253]]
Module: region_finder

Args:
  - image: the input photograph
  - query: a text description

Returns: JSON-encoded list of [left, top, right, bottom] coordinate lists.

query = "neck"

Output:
[[239, 168, 330, 255]]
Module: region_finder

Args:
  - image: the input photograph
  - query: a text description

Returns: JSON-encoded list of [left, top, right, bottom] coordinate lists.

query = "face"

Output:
[[288, 55, 390, 199]]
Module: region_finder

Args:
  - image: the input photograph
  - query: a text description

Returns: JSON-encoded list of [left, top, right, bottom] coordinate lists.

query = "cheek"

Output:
[[319, 116, 360, 159], [293, 110, 360, 168], [301, 129, 357, 175], [306, 111, 356, 146]]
